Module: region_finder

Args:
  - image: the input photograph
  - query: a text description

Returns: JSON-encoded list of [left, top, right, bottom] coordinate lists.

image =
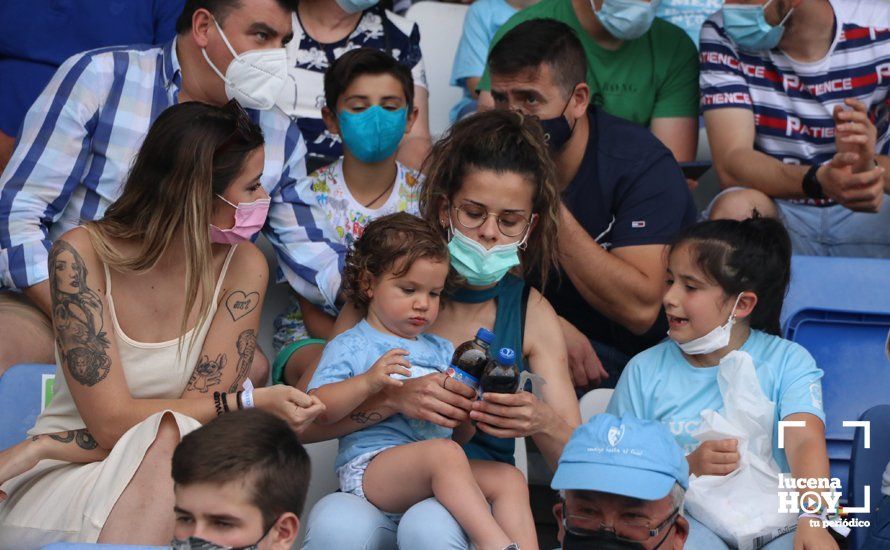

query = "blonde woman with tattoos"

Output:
[[0, 101, 324, 547]]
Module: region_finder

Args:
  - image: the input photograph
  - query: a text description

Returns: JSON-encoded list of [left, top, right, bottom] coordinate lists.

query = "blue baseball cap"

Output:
[[551, 414, 689, 501]]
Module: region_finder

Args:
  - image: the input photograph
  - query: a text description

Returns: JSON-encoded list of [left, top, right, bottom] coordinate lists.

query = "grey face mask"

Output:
[[170, 536, 260, 550], [171, 523, 271, 550]]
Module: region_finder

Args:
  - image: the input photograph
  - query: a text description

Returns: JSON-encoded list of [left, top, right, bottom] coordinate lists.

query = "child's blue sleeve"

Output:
[[777, 343, 826, 422], [431, 335, 455, 371], [606, 357, 649, 419], [307, 331, 365, 392], [450, 2, 497, 86]]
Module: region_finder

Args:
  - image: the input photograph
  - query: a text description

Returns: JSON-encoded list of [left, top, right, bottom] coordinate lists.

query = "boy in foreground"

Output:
[[170, 409, 311, 549]]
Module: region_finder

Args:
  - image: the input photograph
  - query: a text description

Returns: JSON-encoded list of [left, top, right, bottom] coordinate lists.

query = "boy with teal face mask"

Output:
[[272, 48, 421, 389]]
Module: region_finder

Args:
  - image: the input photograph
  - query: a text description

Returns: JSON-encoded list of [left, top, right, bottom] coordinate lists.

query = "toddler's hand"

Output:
[[364, 349, 412, 393], [687, 438, 740, 476]]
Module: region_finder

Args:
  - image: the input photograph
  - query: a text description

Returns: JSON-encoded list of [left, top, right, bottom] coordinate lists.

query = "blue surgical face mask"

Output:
[[338, 106, 407, 163], [447, 222, 528, 287], [591, 0, 661, 41], [334, 0, 378, 14], [723, 0, 794, 51]]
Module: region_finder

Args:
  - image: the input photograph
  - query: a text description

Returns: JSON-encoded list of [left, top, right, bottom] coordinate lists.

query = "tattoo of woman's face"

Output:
[[53, 248, 83, 295], [49, 241, 112, 387]]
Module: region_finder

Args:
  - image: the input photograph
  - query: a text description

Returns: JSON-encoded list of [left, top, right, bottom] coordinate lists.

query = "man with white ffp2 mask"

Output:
[[0, 0, 311, 387]]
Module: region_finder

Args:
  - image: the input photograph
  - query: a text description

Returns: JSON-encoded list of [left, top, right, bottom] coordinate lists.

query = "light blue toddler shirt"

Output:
[[308, 320, 455, 471], [607, 330, 825, 472]]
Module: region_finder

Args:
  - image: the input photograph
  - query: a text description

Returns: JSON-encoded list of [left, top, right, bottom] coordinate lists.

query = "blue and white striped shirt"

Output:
[[0, 38, 345, 303]]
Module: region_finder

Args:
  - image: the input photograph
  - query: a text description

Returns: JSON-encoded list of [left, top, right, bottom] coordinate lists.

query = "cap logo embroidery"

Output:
[[608, 425, 625, 447]]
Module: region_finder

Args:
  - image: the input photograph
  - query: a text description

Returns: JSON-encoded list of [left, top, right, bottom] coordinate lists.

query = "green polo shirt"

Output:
[[479, 0, 700, 125]]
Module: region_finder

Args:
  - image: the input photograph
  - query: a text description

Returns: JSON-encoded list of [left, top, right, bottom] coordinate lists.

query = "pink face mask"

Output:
[[210, 195, 270, 244]]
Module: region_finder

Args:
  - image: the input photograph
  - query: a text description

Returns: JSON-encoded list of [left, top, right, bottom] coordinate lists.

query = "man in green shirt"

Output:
[[478, 0, 700, 163]]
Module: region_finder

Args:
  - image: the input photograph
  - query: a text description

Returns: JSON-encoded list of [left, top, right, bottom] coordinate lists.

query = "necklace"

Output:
[[363, 179, 395, 208]]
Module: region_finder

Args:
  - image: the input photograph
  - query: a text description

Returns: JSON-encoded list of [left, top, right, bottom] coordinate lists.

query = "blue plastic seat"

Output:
[[784, 309, 890, 503], [781, 256, 890, 329], [848, 405, 890, 550], [0, 363, 57, 451]]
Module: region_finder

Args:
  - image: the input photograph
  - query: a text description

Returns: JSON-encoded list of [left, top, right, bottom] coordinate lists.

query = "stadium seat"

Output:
[[848, 405, 890, 550], [295, 439, 342, 545], [579, 388, 614, 423], [255, 234, 290, 376], [0, 363, 56, 451], [781, 256, 890, 330], [695, 123, 711, 163], [784, 308, 890, 503], [405, 1, 468, 139]]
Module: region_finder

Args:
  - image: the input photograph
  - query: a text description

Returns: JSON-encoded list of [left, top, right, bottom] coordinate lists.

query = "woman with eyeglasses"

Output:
[[299, 110, 580, 549], [0, 102, 324, 546]]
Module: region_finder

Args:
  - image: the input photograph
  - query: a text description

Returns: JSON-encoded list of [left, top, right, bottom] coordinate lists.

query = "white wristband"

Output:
[[242, 379, 255, 409]]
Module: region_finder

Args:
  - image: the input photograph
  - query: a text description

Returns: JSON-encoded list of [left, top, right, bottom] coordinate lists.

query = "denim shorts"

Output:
[[703, 187, 890, 258], [776, 198, 890, 258]]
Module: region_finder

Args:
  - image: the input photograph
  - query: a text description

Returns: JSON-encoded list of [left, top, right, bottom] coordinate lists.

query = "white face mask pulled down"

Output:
[[669, 294, 743, 355], [201, 18, 288, 110]]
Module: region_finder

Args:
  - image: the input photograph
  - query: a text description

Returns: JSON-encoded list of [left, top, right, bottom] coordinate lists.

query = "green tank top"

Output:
[[451, 274, 530, 465]]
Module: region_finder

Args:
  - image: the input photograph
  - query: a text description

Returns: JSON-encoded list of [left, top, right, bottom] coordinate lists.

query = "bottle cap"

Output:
[[475, 327, 495, 345], [497, 347, 516, 365]]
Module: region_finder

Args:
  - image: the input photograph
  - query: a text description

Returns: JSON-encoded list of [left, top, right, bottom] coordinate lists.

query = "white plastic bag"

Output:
[[684, 351, 797, 550]]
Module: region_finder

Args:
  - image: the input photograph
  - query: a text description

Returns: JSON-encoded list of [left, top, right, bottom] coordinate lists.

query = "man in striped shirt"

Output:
[[700, 0, 890, 258], [0, 0, 312, 378]]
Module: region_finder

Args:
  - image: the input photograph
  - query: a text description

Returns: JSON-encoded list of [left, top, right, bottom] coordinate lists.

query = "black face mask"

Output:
[[538, 87, 579, 153], [563, 530, 646, 550], [562, 523, 675, 550]]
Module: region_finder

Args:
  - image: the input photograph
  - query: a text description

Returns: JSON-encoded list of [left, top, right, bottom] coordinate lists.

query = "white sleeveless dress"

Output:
[[0, 245, 237, 547]]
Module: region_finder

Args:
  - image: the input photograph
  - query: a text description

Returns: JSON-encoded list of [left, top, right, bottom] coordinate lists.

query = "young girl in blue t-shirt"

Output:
[[608, 217, 837, 550]]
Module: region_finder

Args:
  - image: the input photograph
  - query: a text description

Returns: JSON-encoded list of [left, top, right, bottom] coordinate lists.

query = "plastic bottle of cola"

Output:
[[448, 327, 495, 390], [481, 347, 520, 394]]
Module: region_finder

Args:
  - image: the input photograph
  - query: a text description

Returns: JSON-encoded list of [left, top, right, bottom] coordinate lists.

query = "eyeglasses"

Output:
[[562, 502, 680, 543], [216, 99, 255, 155], [451, 203, 535, 238]]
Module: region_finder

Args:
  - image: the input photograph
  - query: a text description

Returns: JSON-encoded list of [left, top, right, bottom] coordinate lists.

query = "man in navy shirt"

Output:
[[489, 19, 697, 387], [0, 0, 184, 172]]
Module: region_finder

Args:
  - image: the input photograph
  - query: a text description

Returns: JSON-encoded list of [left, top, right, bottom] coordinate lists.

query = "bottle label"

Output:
[[446, 365, 479, 389]]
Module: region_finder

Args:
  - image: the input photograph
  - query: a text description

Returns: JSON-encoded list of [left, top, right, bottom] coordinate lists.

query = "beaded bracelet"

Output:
[[213, 391, 223, 416], [221, 392, 230, 413]]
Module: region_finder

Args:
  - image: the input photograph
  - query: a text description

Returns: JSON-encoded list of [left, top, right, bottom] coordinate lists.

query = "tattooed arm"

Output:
[[49, 231, 272, 448], [181, 244, 267, 398], [50, 232, 321, 446], [0, 429, 109, 497], [33, 429, 109, 461]]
